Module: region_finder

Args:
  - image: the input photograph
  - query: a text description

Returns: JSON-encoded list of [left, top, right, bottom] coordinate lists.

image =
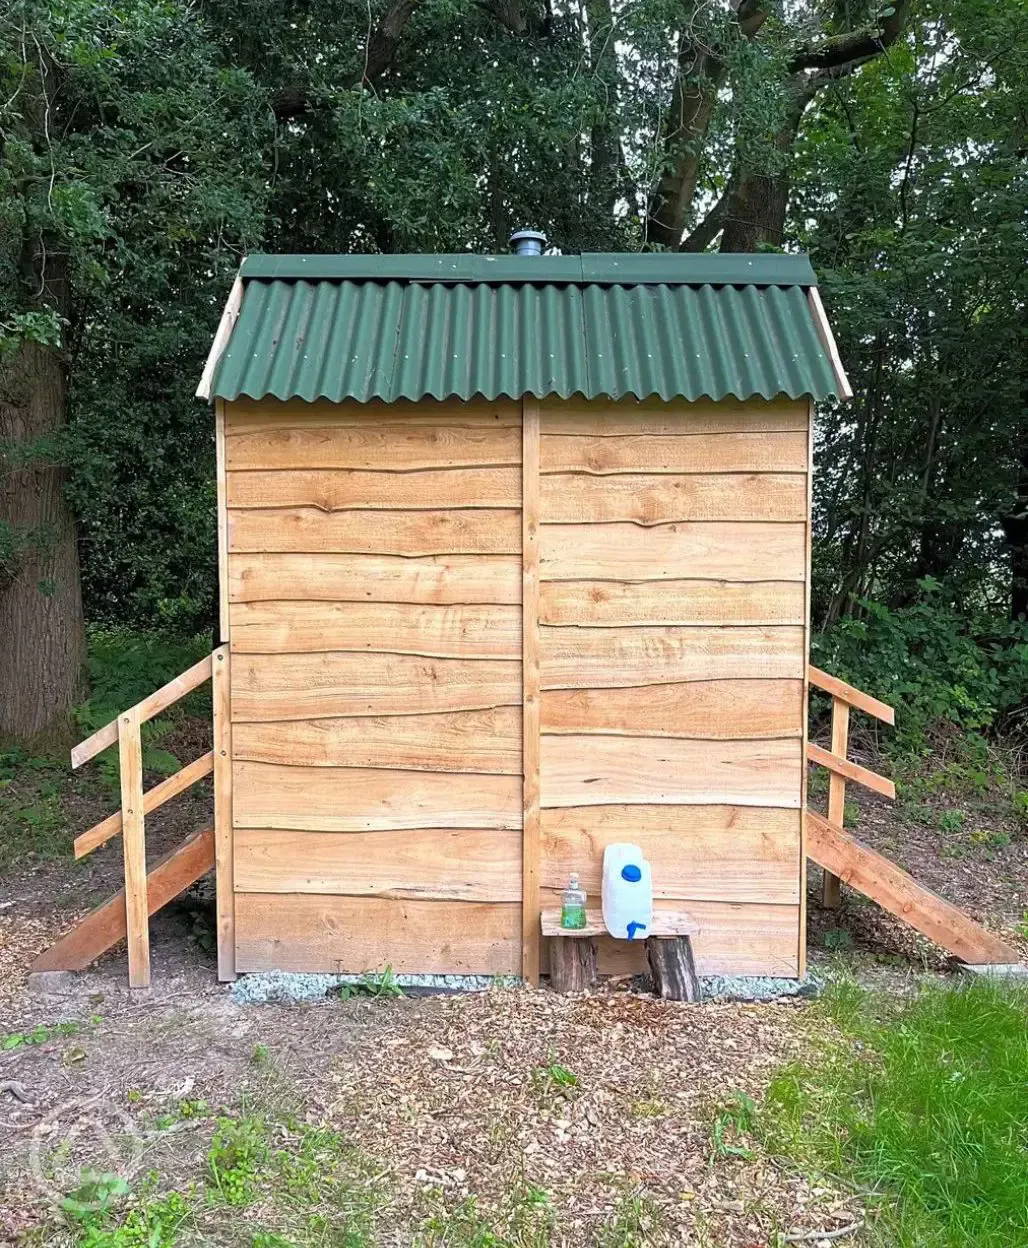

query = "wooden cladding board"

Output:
[[539, 579, 804, 626], [233, 761, 521, 831], [223, 395, 812, 979], [540, 736, 803, 809], [229, 553, 521, 604], [227, 466, 522, 510], [232, 652, 520, 721], [233, 709, 521, 774], [541, 522, 807, 582], [235, 828, 521, 901], [541, 806, 800, 905], [587, 901, 800, 978], [235, 893, 521, 974], [230, 601, 521, 658], [540, 472, 806, 523], [541, 626, 806, 688], [541, 680, 803, 739], [228, 508, 521, 555], [541, 432, 809, 475]]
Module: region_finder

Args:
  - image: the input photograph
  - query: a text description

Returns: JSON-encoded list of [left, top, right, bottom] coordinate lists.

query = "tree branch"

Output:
[[270, 0, 423, 120], [789, 0, 909, 73], [680, 187, 730, 251]]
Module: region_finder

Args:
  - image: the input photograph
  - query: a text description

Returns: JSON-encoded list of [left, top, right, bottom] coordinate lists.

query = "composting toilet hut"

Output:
[[196, 248, 850, 985]]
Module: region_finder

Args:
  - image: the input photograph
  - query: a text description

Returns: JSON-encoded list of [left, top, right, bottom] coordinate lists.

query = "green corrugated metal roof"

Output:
[[209, 252, 842, 404]]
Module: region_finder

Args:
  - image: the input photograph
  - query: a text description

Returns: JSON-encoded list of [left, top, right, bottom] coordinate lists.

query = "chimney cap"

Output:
[[509, 229, 548, 256]]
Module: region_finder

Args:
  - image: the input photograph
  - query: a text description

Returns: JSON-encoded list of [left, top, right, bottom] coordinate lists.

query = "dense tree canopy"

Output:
[[1, 0, 1025, 734]]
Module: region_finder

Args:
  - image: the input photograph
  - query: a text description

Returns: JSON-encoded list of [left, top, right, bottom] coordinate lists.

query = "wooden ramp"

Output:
[[31, 827, 215, 973], [806, 810, 1021, 966]]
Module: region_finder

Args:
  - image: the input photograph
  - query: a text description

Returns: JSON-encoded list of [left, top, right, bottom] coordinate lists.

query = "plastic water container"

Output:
[[601, 843, 653, 941]]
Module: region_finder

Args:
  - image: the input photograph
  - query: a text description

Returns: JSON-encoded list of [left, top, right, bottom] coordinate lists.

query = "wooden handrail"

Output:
[[808, 668, 896, 908], [67, 649, 220, 990], [807, 740, 896, 800], [74, 751, 214, 859], [71, 653, 214, 769], [807, 665, 894, 725]]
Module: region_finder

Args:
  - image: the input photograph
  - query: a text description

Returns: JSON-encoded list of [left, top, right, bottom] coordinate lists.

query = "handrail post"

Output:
[[119, 706, 150, 986], [821, 696, 849, 909]]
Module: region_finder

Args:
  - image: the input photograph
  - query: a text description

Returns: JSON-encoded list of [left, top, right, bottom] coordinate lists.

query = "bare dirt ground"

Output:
[[1, 746, 1025, 1245]]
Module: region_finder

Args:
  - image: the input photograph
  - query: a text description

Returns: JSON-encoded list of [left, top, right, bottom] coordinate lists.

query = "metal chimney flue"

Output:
[[509, 229, 548, 257]]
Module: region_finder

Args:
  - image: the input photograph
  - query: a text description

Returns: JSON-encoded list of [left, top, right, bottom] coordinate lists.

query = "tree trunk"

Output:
[[0, 340, 85, 739], [1002, 432, 1028, 620], [720, 85, 807, 253]]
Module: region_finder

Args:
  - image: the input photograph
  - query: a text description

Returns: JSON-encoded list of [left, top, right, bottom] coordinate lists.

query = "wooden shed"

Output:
[[189, 249, 848, 985], [41, 251, 1023, 990]]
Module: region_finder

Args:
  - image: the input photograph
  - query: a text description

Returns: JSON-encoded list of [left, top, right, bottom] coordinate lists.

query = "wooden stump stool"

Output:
[[542, 908, 700, 1000]]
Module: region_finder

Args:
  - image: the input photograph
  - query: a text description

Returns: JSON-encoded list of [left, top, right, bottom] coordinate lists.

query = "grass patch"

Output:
[[762, 978, 1028, 1247]]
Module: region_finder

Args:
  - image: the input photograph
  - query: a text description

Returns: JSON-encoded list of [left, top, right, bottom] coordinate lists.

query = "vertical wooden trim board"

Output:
[[215, 398, 231, 645], [119, 706, 150, 988], [798, 398, 815, 977], [521, 397, 542, 984], [213, 645, 236, 981]]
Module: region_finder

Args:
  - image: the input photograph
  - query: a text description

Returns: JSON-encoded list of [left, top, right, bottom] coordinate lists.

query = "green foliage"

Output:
[[336, 967, 405, 1000], [2, 1020, 80, 1049], [72, 1190, 190, 1248], [73, 629, 210, 790], [813, 588, 1028, 758], [206, 1116, 271, 1207], [762, 979, 1028, 1246], [709, 1092, 756, 1161]]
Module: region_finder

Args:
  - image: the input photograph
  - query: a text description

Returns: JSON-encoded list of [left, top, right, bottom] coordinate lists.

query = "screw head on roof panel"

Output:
[[509, 229, 548, 257]]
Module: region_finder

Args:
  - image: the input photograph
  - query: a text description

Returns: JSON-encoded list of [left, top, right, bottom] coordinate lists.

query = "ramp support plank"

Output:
[[806, 810, 1021, 966], [30, 828, 215, 974]]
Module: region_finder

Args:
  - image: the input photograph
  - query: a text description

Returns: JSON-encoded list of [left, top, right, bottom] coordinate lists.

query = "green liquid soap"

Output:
[[561, 873, 587, 930]]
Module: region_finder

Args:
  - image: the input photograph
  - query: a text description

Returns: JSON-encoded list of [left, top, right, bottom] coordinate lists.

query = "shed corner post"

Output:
[[215, 397, 231, 647], [521, 396, 542, 986], [212, 643, 236, 981], [798, 396, 816, 979]]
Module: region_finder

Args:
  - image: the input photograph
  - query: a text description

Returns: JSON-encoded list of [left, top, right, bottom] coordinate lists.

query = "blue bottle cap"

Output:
[[621, 863, 642, 883]]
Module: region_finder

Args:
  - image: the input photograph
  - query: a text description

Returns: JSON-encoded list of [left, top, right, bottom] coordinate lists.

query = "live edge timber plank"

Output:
[[541, 805, 801, 905], [226, 397, 522, 431], [540, 473, 807, 524], [228, 508, 521, 556], [31, 829, 215, 973], [234, 828, 521, 901], [232, 653, 521, 721], [230, 601, 521, 659], [541, 680, 803, 739], [806, 810, 1021, 966], [540, 431, 809, 475], [228, 553, 521, 605], [587, 900, 800, 978], [226, 466, 522, 511], [539, 580, 805, 627], [233, 761, 522, 832], [540, 625, 806, 688], [226, 421, 521, 472], [235, 894, 521, 974], [233, 708, 522, 774], [540, 521, 806, 582], [540, 735, 803, 809], [539, 399, 809, 437]]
